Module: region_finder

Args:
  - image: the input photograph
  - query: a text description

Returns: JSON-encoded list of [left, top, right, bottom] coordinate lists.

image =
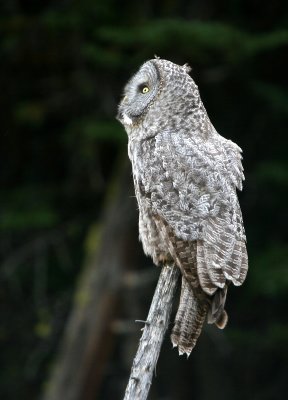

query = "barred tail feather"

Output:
[[171, 277, 208, 356]]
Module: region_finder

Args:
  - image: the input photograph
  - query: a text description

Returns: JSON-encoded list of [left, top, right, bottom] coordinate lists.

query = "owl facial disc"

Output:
[[117, 60, 160, 127]]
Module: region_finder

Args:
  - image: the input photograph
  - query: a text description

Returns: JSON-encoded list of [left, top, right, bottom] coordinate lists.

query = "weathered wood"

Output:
[[123, 264, 180, 400]]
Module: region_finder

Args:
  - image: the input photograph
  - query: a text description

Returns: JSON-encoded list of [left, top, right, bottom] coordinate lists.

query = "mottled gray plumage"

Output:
[[117, 58, 248, 356]]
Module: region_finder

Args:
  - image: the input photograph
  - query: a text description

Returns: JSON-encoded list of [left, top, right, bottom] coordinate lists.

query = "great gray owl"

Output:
[[117, 58, 248, 356]]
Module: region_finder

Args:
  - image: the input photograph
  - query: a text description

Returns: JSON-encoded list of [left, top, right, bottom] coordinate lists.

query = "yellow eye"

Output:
[[142, 86, 149, 94]]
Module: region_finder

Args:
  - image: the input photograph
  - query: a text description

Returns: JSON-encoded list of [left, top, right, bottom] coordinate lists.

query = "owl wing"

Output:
[[143, 129, 248, 295]]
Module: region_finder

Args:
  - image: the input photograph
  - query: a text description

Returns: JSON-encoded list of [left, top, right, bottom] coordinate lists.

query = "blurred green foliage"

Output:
[[0, 0, 287, 399]]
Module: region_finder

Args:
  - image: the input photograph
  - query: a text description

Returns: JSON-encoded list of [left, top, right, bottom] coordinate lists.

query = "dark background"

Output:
[[1, 1, 288, 399]]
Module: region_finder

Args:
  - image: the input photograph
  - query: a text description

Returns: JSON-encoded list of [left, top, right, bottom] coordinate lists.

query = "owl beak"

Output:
[[116, 109, 123, 122], [116, 109, 133, 126], [117, 96, 128, 122], [123, 114, 133, 125]]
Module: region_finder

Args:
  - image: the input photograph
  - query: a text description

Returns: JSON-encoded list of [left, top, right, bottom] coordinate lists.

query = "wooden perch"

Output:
[[123, 264, 180, 400]]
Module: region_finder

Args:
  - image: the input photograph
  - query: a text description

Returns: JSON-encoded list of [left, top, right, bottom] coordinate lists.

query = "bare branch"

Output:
[[123, 264, 180, 400]]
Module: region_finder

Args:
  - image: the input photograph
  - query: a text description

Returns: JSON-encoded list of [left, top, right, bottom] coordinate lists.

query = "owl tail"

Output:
[[170, 277, 208, 357], [207, 286, 228, 329]]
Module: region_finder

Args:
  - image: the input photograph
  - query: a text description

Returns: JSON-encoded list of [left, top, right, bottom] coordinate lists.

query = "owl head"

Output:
[[117, 58, 199, 131]]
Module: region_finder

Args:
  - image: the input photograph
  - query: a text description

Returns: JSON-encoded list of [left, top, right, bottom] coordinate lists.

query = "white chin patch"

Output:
[[123, 113, 133, 125]]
